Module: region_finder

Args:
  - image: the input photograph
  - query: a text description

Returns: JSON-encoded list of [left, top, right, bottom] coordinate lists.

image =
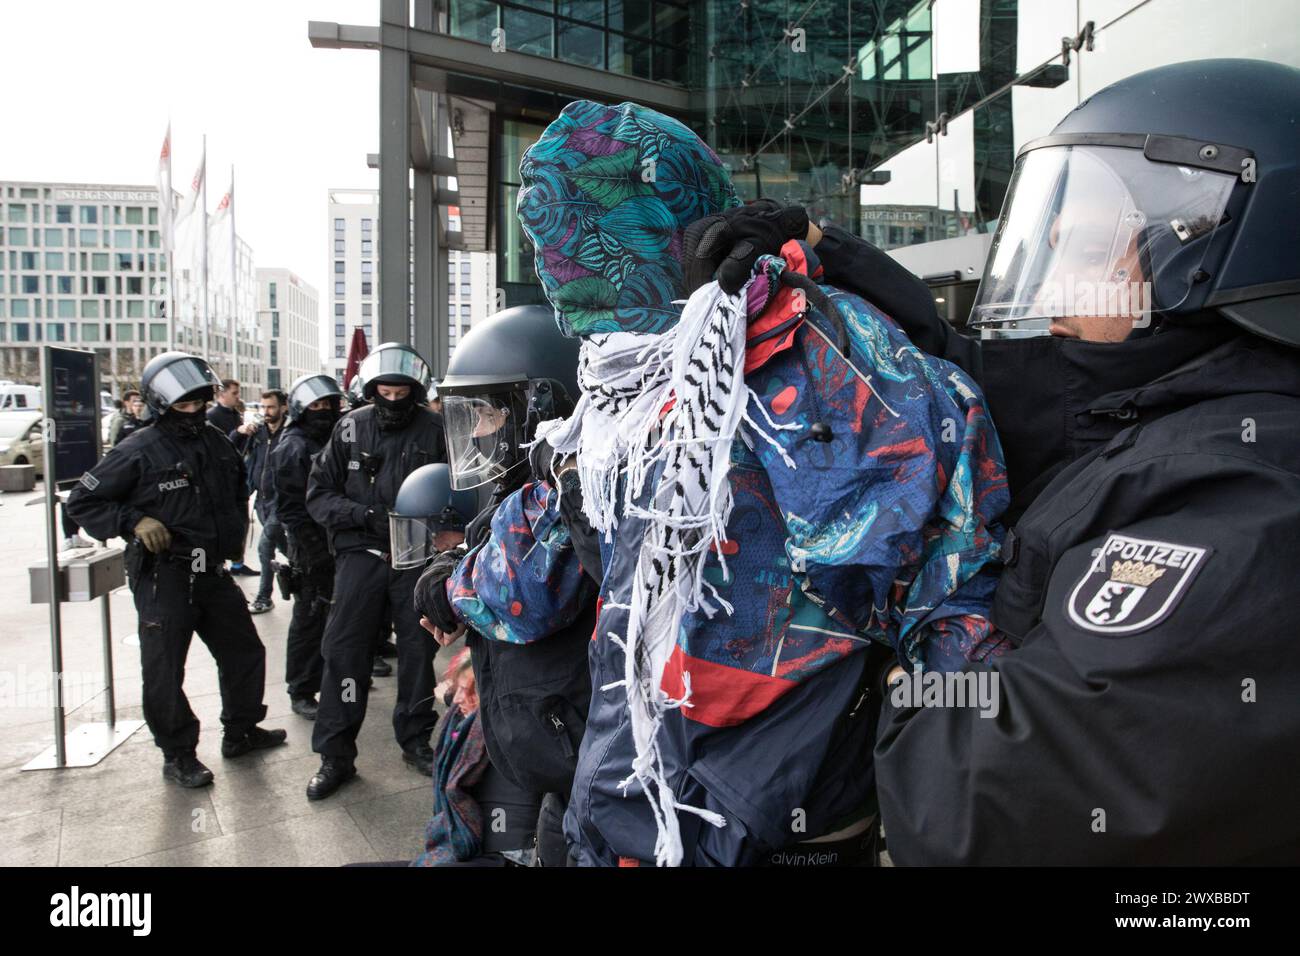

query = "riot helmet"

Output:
[[389, 463, 479, 569], [438, 305, 580, 490], [358, 342, 433, 403], [139, 351, 222, 418], [287, 374, 344, 422], [971, 59, 1300, 345]]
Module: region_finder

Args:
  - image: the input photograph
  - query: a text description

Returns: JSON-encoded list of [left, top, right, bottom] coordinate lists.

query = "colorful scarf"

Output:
[[410, 708, 489, 867]]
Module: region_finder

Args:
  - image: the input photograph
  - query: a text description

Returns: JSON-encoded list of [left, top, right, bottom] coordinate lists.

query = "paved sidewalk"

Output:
[[0, 482, 446, 866]]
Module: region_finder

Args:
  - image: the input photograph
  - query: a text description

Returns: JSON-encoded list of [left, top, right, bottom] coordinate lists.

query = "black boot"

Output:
[[371, 656, 393, 677], [291, 697, 319, 720], [402, 741, 435, 776], [163, 751, 214, 788], [222, 725, 289, 758], [306, 757, 358, 801]]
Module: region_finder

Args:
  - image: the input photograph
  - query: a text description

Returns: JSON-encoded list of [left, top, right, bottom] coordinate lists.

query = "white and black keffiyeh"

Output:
[[535, 281, 798, 866]]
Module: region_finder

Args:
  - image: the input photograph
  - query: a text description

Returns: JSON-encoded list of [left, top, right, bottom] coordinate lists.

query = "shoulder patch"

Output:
[[1066, 532, 1210, 635], [79, 472, 99, 491]]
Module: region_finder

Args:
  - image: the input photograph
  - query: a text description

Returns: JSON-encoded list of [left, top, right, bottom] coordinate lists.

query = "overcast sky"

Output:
[[2, 1, 382, 361]]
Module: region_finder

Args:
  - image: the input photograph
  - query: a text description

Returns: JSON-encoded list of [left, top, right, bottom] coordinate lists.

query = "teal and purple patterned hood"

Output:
[[517, 100, 741, 337]]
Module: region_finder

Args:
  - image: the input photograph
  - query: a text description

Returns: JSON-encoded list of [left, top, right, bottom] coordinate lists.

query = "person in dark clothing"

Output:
[[207, 378, 258, 577], [66, 352, 287, 788], [684, 59, 1300, 864], [246, 389, 288, 613], [304, 343, 447, 800], [414, 305, 594, 866], [109, 389, 149, 447], [272, 375, 346, 720]]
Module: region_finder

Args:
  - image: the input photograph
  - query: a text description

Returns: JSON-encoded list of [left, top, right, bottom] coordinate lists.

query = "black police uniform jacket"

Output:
[[305, 404, 445, 555], [874, 331, 1300, 864], [66, 420, 250, 563], [271, 421, 330, 568]]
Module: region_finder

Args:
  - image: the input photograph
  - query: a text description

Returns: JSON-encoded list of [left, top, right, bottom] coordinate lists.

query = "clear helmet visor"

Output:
[[388, 514, 462, 569], [971, 144, 1236, 339], [442, 392, 524, 490]]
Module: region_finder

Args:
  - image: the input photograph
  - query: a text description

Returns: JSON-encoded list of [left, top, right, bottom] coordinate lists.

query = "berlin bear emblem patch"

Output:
[[1067, 533, 1210, 635]]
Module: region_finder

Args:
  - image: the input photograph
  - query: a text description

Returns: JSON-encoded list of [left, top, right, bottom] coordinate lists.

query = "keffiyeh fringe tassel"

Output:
[[534, 281, 801, 866]]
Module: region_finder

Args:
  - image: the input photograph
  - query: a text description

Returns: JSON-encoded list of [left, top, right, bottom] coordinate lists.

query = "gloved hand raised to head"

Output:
[[683, 198, 815, 295], [133, 516, 172, 554], [682, 200, 967, 371]]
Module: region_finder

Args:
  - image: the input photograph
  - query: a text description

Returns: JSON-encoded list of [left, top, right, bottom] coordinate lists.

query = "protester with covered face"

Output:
[[439, 99, 1009, 867]]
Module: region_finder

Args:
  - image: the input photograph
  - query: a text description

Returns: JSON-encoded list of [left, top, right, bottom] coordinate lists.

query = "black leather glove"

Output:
[[528, 436, 556, 484], [683, 199, 810, 295], [364, 507, 390, 541], [414, 548, 463, 631]]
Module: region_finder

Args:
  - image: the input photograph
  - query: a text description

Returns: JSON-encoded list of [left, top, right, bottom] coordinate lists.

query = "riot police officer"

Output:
[[414, 305, 597, 866], [271, 374, 344, 720], [66, 351, 286, 788], [304, 343, 447, 799], [686, 59, 1300, 863]]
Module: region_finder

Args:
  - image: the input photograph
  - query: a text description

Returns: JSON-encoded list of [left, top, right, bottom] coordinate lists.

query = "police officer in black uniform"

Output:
[[686, 59, 1300, 863], [304, 343, 447, 800], [271, 373, 344, 720], [67, 351, 286, 788], [414, 305, 596, 866]]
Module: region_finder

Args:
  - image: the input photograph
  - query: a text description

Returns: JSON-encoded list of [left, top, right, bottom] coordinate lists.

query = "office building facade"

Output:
[[257, 268, 320, 392], [0, 179, 264, 394]]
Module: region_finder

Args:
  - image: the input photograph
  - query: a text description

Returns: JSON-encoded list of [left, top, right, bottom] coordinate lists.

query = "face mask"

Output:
[[373, 391, 417, 430], [161, 407, 207, 439], [300, 408, 339, 442]]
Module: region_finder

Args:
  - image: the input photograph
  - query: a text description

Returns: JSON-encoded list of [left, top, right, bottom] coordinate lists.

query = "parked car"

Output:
[[0, 410, 45, 476]]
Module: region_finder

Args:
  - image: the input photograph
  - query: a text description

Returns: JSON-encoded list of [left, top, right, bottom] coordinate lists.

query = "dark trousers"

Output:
[[254, 514, 287, 602], [131, 560, 268, 757], [312, 550, 437, 761], [286, 563, 332, 701]]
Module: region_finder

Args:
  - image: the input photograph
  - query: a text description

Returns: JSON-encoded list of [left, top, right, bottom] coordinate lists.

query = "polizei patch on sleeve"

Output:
[[1066, 533, 1210, 635]]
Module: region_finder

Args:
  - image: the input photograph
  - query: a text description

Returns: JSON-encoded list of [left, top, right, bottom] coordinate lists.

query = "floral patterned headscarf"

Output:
[[517, 100, 741, 338]]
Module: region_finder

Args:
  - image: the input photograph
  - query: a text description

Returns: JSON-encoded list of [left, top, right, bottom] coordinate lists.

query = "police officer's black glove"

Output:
[[364, 507, 390, 542], [683, 199, 810, 295], [413, 548, 463, 632], [528, 436, 556, 484]]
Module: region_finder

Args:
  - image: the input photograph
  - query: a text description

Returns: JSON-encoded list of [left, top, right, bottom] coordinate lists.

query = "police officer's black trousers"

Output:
[[131, 559, 268, 757], [285, 564, 332, 701], [312, 550, 437, 761]]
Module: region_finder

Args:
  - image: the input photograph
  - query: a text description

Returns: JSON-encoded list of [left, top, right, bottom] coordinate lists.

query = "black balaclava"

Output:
[[158, 387, 213, 439], [300, 406, 340, 444], [373, 389, 417, 430]]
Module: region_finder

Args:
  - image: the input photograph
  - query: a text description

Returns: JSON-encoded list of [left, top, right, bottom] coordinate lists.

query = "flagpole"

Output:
[[229, 165, 238, 385], [163, 123, 176, 351], [200, 134, 209, 367]]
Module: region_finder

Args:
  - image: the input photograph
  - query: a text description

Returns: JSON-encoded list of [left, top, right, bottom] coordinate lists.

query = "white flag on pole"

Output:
[[208, 176, 233, 302], [155, 123, 173, 250], [175, 149, 205, 226]]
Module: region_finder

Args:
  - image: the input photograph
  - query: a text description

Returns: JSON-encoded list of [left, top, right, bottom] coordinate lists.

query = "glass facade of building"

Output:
[[446, 0, 1300, 319]]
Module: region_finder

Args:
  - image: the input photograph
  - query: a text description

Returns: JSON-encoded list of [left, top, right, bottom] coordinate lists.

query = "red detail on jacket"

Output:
[[660, 644, 795, 727]]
